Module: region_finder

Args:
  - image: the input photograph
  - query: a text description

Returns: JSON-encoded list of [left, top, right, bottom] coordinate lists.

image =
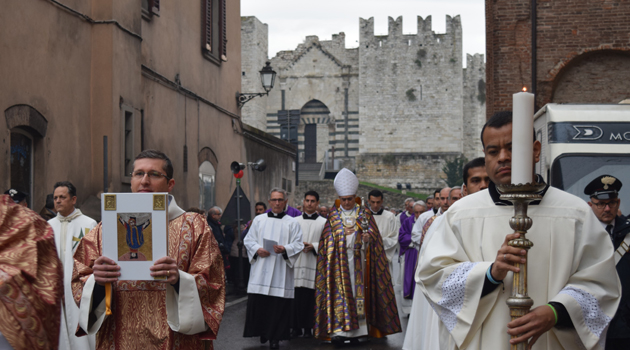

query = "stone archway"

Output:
[[551, 50, 630, 104], [300, 100, 331, 164]]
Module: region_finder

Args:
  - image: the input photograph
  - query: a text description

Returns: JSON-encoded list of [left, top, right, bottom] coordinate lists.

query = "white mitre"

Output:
[[334, 168, 359, 196]]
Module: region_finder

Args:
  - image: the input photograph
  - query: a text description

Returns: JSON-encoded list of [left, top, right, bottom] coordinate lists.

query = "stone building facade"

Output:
[[242, 15, 485, 192], [2, 0, 296, 219], [486, 0, 630, 116]]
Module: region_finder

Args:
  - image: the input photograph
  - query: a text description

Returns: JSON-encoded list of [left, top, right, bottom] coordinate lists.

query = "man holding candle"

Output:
[[416, 111, 620, 350]]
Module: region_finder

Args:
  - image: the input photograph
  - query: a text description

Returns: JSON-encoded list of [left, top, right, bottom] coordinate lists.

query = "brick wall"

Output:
[[486, 0, 630, 118]]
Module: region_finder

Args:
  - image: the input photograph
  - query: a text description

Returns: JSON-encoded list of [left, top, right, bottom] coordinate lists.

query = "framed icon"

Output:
[[101, 193, 168, 280]]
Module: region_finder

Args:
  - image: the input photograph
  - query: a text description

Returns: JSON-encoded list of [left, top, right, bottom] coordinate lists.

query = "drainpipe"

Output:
[[531, 0, 537, 108]]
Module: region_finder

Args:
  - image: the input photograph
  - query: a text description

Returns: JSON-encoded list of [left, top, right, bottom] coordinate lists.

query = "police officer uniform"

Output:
[[585, 175, 630, 350], [3, 188, 27, 206]]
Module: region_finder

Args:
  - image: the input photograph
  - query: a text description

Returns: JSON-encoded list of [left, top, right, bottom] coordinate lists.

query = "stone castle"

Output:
[[241, 15, 486, 192]]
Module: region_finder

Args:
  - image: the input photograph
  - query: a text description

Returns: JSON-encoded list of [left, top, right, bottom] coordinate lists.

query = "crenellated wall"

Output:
[[241, 15, 485, 191], [358, 16, 464, 155]]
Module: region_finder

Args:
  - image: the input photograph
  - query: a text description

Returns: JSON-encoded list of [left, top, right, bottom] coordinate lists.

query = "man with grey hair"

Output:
[[244, 188, 304, 349], [396, 198, 415, 228], [207, 206, 233, 279]]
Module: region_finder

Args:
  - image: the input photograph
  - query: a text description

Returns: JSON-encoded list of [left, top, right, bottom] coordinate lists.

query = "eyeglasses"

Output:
[[339, 197, 355, 202], [591, 200, 619, 209], [269, 198, 286, 202], [130, 170, 170, 181]]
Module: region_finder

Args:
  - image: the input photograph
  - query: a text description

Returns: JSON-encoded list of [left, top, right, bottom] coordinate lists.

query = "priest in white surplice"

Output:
[[244, 188, 304, 349], [411, 188, 446, 245], [403, 159, 488, 350], [417, 112, 621, 350], [292, 190, 326, 338], [48, 181, 97, 350], [367, 190, 399, 282]]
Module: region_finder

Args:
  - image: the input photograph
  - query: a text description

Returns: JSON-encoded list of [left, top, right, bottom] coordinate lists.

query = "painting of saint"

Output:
[[117, 213, 153, 261]]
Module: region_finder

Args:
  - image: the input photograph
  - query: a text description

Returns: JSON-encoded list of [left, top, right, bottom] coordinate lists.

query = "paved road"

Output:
[[214, 260, 410, 350]]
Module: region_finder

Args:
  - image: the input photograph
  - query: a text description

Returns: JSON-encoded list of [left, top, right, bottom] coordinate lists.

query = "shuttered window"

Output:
[[203, 0, 227, 64], [142, 0, 160, 18]]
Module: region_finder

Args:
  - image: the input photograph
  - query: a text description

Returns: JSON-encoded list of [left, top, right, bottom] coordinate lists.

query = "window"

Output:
[[142, 0, 160, 18], [203, 0, 227, 64], [121, 106, 137, 183], [199, 161, 216, 210]]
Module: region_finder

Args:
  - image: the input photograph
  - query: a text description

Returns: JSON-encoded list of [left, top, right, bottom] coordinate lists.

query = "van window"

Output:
[[551, 154, 630, 215]]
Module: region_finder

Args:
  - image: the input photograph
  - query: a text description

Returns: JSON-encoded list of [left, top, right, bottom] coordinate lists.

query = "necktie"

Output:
[[606, 224, 613, 235]]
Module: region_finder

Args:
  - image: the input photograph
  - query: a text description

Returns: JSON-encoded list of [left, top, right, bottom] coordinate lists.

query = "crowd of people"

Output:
[[1, 110, 628, 350]]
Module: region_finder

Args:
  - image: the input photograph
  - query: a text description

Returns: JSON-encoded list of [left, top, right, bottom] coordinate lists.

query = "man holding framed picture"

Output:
[[72, 149, 225, 349]]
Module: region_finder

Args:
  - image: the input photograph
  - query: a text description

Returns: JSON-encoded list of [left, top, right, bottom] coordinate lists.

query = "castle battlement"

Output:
[[360, 15, 461, 47]]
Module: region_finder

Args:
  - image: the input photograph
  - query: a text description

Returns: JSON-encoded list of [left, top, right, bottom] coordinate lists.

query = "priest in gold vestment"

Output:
[[72, 150, 225, 349], [0, 194, 63, 349], [314, 168, 401, 343]]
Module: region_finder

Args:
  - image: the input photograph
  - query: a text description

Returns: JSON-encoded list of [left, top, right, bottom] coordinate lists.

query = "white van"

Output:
[[534, 103, 630, 214]]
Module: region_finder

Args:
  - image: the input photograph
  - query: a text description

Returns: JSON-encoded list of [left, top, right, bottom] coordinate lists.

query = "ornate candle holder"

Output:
[[496, 182, 546, 350]]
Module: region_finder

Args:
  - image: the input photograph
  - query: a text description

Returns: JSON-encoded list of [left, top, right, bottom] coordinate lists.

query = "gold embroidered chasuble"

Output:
[[314, 203, 402, 339], [72, 204, 225, 350], [0, 195, 63, 350]]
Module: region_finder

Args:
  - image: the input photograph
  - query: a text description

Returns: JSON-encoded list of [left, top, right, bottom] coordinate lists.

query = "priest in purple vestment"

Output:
[[399, 201, 426, 299], [396, 198, 414, 226]]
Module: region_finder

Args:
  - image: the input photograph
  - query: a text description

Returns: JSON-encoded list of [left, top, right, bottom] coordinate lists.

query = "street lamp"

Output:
[[236, 62, 277, 108]]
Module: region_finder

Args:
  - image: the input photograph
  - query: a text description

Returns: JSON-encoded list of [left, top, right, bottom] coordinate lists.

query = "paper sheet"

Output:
[[263, 238, 278, 255]]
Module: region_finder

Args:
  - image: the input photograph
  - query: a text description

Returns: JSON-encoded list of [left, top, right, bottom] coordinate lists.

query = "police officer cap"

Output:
[[584, 175, 622, 200], [4, 188, 28, 204]]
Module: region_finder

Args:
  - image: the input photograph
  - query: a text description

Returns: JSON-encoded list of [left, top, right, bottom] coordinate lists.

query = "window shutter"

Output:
[[220, 0, 227, 60], [204, 0, 212, 52], [151, 0, 160, 16]]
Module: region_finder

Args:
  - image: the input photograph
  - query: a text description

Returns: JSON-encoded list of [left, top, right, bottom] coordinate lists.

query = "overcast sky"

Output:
[[241, 0, 486, 67]]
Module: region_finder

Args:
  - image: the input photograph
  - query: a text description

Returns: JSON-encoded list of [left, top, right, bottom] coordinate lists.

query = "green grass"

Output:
[[359, 181, 428, 200]]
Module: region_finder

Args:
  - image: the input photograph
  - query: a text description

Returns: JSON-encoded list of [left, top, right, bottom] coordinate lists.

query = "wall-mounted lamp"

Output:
[[236, 62, 277, 108]]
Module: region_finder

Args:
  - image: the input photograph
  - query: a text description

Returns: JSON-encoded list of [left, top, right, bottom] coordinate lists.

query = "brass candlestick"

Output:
[[496, 182, 546, 350]]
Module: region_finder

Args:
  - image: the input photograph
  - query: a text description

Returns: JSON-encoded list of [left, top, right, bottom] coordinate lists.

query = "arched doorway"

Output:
[[199, 161, 216, 211], [5, 104, 47, 209], [300, 100, 331, 164], [198, 147, 219, 211], [10, 129, 33, 206]]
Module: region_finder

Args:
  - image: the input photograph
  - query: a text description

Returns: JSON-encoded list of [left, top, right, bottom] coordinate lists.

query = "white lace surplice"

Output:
[[417, 187, 621, 350]]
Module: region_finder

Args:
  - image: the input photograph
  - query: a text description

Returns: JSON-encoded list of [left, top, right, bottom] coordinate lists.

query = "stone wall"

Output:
[[463, 54, 486, 159], [294, 180, 426, 211], [265, 34, 361, 162], [240, 16, 269, 131], [358, 16, 464, 155], [355, 152, 459, 192], [241, 15, 486, 188]]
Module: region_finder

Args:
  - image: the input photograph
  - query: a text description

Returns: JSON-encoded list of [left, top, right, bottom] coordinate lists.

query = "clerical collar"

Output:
[[302, 212, 319, 220], [58, 208, 79, 219], [268, 211, 286, 219], [371, 208, 384, 215], [488, 175, 549, 206]]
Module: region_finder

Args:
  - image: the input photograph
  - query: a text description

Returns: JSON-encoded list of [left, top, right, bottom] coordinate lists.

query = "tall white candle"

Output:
[[512, 90, 535, 185]]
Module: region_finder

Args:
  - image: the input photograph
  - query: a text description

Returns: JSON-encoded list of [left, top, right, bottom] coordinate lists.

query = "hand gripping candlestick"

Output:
[[497, 182, 545, 350]]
